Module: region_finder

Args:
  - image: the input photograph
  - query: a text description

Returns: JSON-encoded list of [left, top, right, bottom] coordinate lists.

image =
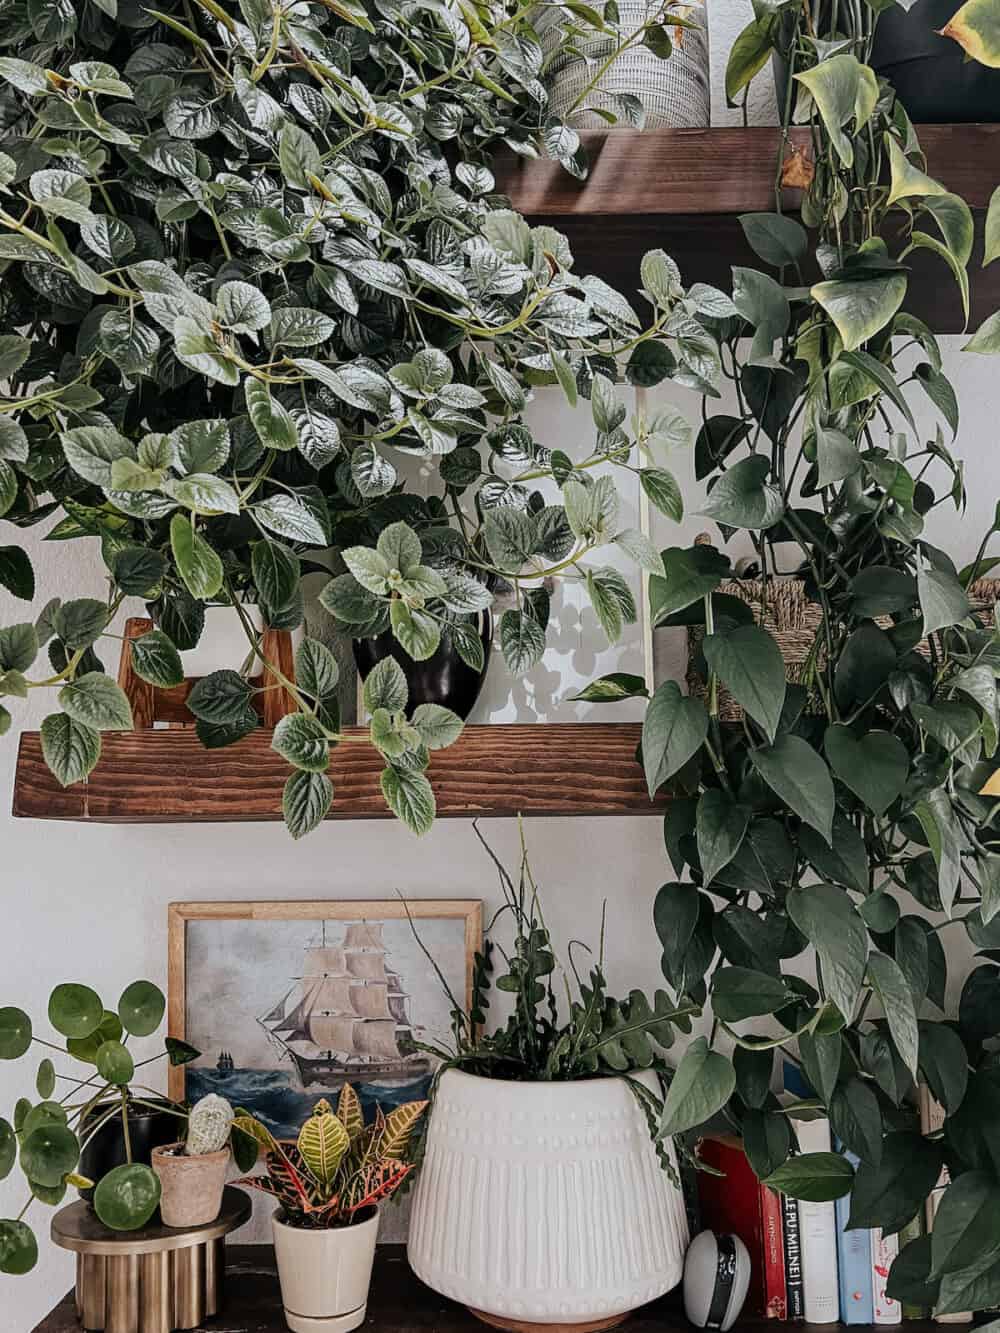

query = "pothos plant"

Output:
[[578, 0, 1000, 1317], [0, 0, 696, 837]]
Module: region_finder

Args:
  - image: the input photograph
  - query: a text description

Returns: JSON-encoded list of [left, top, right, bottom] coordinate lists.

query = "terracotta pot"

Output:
[[408, 1069, 689, 1331], [272, 1206, 379, 1333], [151, 1143, 229, 1228]]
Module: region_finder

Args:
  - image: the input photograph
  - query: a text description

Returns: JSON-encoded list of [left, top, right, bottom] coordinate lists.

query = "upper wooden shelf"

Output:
[[495, 125, 1000, 332], [12, 723, 660, 824]]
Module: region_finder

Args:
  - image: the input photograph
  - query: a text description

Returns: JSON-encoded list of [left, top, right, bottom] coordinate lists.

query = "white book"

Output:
[[797, 1116, 840, 1324], [873, 1228, 902, 1324]]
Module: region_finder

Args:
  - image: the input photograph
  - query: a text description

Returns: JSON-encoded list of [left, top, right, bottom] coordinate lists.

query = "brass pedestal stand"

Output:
[[51, 1186, 252, 1333]]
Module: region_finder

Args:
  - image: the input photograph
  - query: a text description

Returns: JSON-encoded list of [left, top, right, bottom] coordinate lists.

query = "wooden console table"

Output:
[[34, 1243, 942, 1333]]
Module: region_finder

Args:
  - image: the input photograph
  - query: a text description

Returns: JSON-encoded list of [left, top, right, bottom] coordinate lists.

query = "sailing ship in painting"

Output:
[[257, 921, 430, 1089]]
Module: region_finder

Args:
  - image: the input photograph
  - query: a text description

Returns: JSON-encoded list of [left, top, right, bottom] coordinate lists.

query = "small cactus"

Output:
[[185, 1094, 234, 1156]]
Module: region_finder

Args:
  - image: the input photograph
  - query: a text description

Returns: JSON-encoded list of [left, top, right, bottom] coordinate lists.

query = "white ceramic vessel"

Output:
[[407, 1069, 689, 1329], [272, 1206, 379, 1333]]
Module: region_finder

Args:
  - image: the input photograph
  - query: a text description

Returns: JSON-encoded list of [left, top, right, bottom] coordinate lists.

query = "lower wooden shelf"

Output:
[[12, 723, 659, 823], [33, 1243, 942, 1332]]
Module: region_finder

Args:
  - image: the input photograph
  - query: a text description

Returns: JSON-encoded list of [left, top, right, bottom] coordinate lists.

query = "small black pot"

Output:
[[353, 613, 492, 721], [871, 0, 1000, 122], [78, 1099, 179, 1203]]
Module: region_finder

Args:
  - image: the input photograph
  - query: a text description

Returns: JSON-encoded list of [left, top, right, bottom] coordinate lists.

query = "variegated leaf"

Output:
[[377, 1099, 428, 1160], [297, 1103, 350, 1185]]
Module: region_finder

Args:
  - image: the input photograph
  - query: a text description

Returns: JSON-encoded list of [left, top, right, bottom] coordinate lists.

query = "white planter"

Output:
[[535, 0, 710, 130], [272, 1207, 379, 1333], [179, 604, 302, 678], [407, 1069, 689, 1330]]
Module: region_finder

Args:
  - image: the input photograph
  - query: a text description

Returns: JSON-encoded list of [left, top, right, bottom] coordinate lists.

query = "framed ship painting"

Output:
[[167, 899, 481, 1137]]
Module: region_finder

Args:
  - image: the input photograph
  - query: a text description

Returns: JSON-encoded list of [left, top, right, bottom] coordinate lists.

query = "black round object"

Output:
[[871, 0, 1000, 122], [78, 1099, 178, 1204], [353, 613, 492, 720]]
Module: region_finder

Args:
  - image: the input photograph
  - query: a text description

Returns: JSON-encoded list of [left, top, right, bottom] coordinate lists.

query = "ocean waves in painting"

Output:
[[186, 1066, 432, 1139]]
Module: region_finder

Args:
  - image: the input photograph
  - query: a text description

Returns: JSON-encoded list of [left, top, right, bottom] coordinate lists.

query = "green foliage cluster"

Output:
[[234, 1085, 426, 1228], [413, 823, 697, 1183], [574, 0, 1000, 1312], [0, 0, 690, 836], [0, 978, 262, 1274]]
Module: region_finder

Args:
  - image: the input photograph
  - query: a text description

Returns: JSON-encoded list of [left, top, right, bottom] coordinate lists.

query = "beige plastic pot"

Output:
[[272, 1206, 379, 1333], [151, 1143, 229, 1228]]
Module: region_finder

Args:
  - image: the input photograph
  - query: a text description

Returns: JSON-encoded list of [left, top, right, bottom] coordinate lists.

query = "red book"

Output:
[[697, 1134, 788, 1319]]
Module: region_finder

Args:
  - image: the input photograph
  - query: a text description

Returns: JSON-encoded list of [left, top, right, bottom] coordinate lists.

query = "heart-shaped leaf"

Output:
[[825, 726, 908, 816]]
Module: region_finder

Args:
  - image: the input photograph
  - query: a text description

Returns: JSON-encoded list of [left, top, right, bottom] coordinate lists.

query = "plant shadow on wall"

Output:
[[0, 0, 699, 837], [577, 0, 1000, 1319]]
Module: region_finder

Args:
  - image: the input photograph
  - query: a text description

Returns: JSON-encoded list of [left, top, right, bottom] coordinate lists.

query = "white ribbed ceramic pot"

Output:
[[407, 1069, 689, 1329], [272, 1206, 379, 1333]]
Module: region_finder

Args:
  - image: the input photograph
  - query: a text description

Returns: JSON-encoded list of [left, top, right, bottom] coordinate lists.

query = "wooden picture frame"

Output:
[[167, 899, 481, 1126]]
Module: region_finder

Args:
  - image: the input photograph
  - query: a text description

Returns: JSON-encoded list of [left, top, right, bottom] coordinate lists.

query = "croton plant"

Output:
[[0, 0, 693, 836]]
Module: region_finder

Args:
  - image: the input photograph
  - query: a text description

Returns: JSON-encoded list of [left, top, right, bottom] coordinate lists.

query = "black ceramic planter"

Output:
[[78, 1099, 179, 1203], [871, 0, 1000, 122], [353, 613, 493, 721]]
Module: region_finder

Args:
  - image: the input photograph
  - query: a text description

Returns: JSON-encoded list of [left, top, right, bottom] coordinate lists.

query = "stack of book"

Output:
[[694, 1084, 970, 1326]]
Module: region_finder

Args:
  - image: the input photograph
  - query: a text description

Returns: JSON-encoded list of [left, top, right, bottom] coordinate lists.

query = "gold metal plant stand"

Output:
[[51, 1186, 252, 1333]]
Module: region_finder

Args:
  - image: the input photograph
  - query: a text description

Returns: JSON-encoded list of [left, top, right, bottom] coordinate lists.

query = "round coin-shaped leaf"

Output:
[[117, 981, 165, 1037], [20, 1124, 79, 1188], [0, 1007, 31, 1059], [48, 984, 103, 1039], [35, 1059, 55, 1099], [0, 1220, 38, 1274], [21, 1101, 67, 1142], [93, 1163, 161, 1231], [67, 1010, 123, 1064], [0, 1119, 15, 1180], [95, 1041, 134, 1086]]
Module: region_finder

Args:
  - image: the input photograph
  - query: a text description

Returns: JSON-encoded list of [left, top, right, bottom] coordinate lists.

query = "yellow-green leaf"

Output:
[[940, 0, 1000, 68], [335, 1083, 364, 1143], [297, 1103, 350, 1185], [985, 185, 1000, 267], [885, 136, 948, 208], [378, 1100, 428, 1160]]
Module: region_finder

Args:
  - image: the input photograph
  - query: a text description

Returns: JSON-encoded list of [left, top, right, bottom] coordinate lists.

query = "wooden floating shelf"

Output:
[[12, 723, 660, 824], [495, 125, 1000, 333], [36, 1245, 945, 1333]]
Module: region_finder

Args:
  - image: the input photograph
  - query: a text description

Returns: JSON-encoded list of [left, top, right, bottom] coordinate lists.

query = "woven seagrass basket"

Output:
[[686, 559, 999, 722]]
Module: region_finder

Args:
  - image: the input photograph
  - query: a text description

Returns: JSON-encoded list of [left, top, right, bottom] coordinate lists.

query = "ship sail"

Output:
[[258, 919, 429, 1086], [303, 947, 347, 976], [351, 982, 394, 1021], [355, 1019, 400, 1060], [344, 922, 383, 950], [306, 1014, 356, 1051], [346, 951, 387, 982]]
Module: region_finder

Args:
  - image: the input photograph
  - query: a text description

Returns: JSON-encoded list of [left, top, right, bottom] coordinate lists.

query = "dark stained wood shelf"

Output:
[[12, 723, 660, 824], [33, 1243, 947, 1332], [495, 125, 1000, 332]]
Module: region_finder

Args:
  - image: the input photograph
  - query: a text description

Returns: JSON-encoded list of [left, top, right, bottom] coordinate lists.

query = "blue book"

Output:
[[835, 1147, 874, 1324]]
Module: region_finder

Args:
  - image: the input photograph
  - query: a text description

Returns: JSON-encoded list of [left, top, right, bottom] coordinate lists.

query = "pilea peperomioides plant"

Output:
[[579, 0, 1000, 1314], [0, 0, 694, 836]]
